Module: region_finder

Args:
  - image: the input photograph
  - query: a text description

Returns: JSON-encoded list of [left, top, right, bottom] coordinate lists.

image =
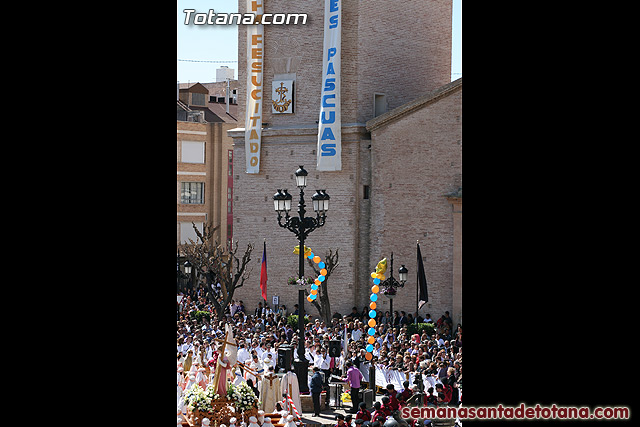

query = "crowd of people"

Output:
[[177, 288, 462, 417]]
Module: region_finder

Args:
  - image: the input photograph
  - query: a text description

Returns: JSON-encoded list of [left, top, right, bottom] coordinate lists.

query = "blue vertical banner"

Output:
[[245, 0, 264, 173], [316, 0, 341, 171]]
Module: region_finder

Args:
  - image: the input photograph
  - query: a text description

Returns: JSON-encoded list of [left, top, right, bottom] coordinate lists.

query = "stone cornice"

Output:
[[366, 78, 462, 132]]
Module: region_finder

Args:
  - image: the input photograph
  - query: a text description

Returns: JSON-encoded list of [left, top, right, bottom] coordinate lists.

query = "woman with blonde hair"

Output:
[[183, 349, 193, 374]]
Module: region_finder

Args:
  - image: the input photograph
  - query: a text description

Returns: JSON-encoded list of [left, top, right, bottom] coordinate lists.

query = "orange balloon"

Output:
[[310, 289, 318, 295], [365, 352, 373, 361], [371, 285, 379, 293], [368, 319, 376, 327], [313, 256, 321, 263], [369, 302, 376, 310], [368, 336, 375, 344], [320, 268, 328, 276], [307, 296, 313, 302], [315, 279, 321, 286]]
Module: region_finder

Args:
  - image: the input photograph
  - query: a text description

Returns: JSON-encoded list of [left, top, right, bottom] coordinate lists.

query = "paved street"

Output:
[[299, 392, 384, 426]]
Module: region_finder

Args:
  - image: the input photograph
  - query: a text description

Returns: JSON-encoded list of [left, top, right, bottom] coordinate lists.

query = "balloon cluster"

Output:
[[293, 245, 327, 303], [365, 258, 387, 361]]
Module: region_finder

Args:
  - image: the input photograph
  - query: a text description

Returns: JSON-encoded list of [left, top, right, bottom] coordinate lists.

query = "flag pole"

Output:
[[416, 240, 419, 324], [263, 238, 267, 308]]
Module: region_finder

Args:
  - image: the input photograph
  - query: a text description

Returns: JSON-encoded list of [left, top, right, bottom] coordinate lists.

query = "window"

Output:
[[191, 92, 205, 106], [181, 141, 205, 163], [363, 185, 370, 199], [374, 93, 387, 117], [181, 182, 204, 204]]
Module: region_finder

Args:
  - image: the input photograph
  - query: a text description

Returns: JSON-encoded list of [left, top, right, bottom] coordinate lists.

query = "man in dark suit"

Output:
[[399, 311, 409, 326], [310, 367, 324, 417]]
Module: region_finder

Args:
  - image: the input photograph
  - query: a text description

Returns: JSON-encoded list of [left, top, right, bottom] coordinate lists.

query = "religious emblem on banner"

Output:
[[272, 80, 294, 113]]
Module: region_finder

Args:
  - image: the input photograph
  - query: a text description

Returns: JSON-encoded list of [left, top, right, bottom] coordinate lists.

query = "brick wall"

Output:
[[237, 0, 452, 126], [230, 125, 369, 317], [231, 0, 455, 318], [367, 84, 462, 320], [355, 0, 452, 123]]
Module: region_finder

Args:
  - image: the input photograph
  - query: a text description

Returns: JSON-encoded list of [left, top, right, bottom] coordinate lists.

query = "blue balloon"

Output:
[[373, 278, 381, 285], [310, 293, 317, 300], [308, 252, 314, 259], [318, 275, 325, 282], [369, 310, 376, 318], [368, 327, 376, 335], [318, 262, 326, 269], [370, 294, 378, 302], [366, 344, 374, 352], [311, 284, 318, 290]]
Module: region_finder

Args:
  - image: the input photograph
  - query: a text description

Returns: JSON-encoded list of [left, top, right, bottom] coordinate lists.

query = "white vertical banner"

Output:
[[245, 0, 264, 174], [316, 0, 341, 171]]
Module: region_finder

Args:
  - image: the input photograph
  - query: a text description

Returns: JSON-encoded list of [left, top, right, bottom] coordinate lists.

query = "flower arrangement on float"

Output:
[[226, 381, 259, 413], [184, 383, 219, 413]]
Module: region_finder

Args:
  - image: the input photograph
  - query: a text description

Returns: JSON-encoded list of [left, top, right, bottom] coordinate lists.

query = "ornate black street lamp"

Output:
[[183, 260, 196, 293], [273, 165, 330, 393], [380, 252, 408, 320]]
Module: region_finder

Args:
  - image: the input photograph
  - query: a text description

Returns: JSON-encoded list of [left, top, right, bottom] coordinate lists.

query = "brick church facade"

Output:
[[228, 0, 462, 325]]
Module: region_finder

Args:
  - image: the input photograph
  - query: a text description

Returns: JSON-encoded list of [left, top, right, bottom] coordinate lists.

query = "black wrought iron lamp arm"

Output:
[[276, 194, 327, 240]]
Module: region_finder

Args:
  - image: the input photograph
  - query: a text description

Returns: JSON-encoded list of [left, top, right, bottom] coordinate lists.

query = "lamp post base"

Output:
[[293, 358, 309, 394]]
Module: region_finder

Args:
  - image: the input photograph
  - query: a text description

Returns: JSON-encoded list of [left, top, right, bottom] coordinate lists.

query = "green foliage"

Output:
[[287, 314, 310, 329], [190, 310, 211, 323], [406, 322, 435, 337]]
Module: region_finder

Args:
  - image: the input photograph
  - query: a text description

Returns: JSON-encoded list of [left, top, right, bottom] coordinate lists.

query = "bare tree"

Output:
[[179, 222, 254, 319], [304, 248, 339, 324]]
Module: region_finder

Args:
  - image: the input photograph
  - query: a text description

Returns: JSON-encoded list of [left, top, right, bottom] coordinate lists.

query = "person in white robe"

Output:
[[190, 359, 200, 376], [237, 343, 252, 365], [177, 367, 185, 410], [280, 371, 302, 420], [259, 367, 281, 412], [178, 367, 186, 390], [261, 345, 276, 365], [196, 366, 207, 389], [181, 337, 193, 356], [278, 411, 289, 425], [262, 355, 275, 371], [232, 366, 244, 386], [178, 408, 188, 425], [177, 353, 184, 370], [246, 355, 263, 384], [184, 374, 197, 392], [248, 416, 260, 427], [194, 342, 207, 367], [255, 344, 265, 360], [263, 417, 274, 427], [203, 342, 214, 362], [284, 415, 297, 427]]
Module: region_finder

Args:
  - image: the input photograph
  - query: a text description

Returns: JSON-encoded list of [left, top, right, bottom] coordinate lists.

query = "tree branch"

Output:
[[179, 222, 253, 319]]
